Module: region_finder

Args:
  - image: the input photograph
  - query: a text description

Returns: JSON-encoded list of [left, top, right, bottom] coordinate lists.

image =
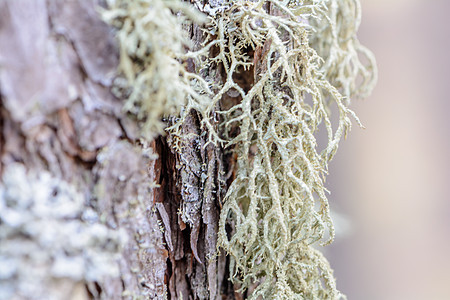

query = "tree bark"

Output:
[[0, 0, 232, 299]]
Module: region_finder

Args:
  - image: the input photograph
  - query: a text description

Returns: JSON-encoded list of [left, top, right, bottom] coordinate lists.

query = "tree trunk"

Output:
[[0, 0, 230, 299]]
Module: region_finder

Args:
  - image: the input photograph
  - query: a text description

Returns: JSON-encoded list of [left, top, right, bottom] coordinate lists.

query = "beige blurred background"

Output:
[[327, 0, 450, 299]]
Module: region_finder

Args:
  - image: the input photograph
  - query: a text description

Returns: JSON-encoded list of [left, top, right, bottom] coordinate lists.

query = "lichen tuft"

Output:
[[103, 0, 376, 299], [174, 0, 375, 298], [101, 0, 210, 140]]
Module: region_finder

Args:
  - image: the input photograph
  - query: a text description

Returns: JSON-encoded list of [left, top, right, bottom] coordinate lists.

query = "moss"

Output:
[[104, 0, 376, 299]]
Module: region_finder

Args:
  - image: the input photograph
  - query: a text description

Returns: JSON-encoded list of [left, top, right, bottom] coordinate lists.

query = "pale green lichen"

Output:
[[309, 0, 377, 99], [180, 0, 374, 298], [101, 0, 210, 140], [104, 0, 376, 299]]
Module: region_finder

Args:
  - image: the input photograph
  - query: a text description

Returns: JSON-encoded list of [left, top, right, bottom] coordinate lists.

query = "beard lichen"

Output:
[[195, 1, 368, 298], [101, 0, 210, 140], [309, 0, 377, 100], [104, 0, 376, 299], [190, 1, 375, 298]]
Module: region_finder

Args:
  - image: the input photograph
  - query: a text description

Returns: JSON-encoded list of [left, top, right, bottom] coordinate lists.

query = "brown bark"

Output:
[[0, 1, 233, 299]]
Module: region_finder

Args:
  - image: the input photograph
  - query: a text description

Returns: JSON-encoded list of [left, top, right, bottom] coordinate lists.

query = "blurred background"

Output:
[[328, 0, 450, 299]]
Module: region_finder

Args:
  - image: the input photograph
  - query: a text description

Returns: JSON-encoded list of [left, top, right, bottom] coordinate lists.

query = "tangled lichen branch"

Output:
[[309, 0, 377, 99], [104, 0, 376, 299], [191, 1, 375, 298], [101, 0, 210, 140]]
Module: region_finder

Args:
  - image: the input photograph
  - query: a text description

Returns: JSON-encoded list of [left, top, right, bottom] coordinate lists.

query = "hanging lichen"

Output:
[[187, 0, 374, 298], [101, 0, 210, 140], [104, 0, 376, 299], [309, 0, 377, 99]]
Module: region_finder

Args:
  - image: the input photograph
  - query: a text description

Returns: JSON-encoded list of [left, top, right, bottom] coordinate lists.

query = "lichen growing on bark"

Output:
[[309, 0, 377, 99], [0, 164, 126, 299], [104, 0, 376, 299], [101, 0, 210, 140], [191, 1, 375, 298]]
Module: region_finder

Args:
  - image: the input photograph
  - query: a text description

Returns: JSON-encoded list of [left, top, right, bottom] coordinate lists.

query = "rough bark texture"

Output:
[[0, 0, 232, 299]]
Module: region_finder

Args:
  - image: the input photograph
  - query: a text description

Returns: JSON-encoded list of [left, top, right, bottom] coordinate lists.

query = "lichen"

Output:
[[0, 163, 126, 300], [176, 0, 375, 298], [101, 0, 210, 140], [103, 0, 376, 299], [309, 0, 377, 100]]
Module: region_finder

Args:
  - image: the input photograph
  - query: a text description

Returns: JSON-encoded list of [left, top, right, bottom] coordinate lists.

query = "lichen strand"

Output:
[[309, 0, 377, 100], [170, 0, 375, 299], [101, 0, 209, 140]]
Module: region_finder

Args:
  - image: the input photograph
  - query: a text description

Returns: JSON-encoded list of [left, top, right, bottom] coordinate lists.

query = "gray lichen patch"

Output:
[[0, 163, 126, 300]]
